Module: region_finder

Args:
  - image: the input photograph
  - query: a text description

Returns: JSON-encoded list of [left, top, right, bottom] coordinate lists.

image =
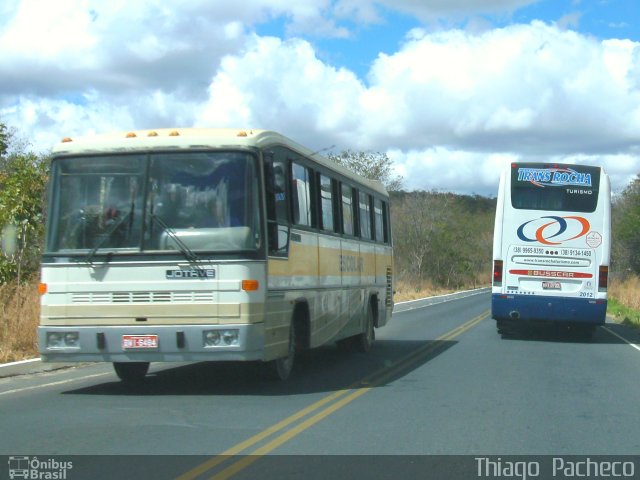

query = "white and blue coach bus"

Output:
[[492, 162, 611, 337]]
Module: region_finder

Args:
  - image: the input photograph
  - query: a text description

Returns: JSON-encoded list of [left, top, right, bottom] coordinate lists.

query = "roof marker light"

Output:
[[169, 130, 180, 136], [147, 131, 158, 137], [61, 137, 73, 143], [237, 131, 248, 137], [126, 132, 137, 138]]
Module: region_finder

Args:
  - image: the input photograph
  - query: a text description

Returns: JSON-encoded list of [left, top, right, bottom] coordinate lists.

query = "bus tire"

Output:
[[113, 362, 149, 384], [267, 321, 297, 381], [353, 301, 375, 353], [574, 325, 596, 340]]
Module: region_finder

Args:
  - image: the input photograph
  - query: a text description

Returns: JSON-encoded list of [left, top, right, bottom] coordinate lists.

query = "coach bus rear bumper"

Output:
[[491, 294, 607, 325], [39, 323, 265, 363]]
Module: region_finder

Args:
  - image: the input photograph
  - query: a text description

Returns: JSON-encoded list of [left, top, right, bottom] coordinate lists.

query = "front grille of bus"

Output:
[[71, 291, 216, 304]]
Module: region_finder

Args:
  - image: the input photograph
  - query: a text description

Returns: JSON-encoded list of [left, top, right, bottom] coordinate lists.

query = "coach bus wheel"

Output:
[[268, 322, 296, 381], [353, 302, 375, 353], [574, 325, 596, 341], [113, 362, 150, 384]]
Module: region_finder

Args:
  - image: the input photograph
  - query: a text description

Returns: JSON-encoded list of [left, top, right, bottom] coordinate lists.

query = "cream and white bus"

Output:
[[492, 162, 611, 337], [38, 129, 394, 382]]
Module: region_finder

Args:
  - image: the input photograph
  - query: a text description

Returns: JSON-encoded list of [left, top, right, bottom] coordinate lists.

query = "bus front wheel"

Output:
[[267, 322, 296, 381], [113, 362, 150, 384]]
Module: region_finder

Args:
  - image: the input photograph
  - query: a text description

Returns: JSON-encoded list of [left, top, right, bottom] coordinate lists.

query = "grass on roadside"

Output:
[[393, 278, 489, 302], [608, 297, 640, 328], [607, 275, 640, 328], [0, 279, 40, 363]]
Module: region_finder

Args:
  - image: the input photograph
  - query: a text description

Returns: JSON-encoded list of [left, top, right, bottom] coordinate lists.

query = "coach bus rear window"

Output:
[[511, 164, 600, 213]]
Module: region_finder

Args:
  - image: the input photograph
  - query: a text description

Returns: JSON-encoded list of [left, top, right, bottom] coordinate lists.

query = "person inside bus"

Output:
[[201, 197, 241, 228], [156, 184, 189, 228]]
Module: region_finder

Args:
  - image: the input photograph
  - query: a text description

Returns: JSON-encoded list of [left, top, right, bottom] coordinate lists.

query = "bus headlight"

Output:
[[64, 332, 79, 347], [203, 329, 239, 347], [222, 330, 239, 346], [47, 331, 80, 349], [204, 330, 221, 346]]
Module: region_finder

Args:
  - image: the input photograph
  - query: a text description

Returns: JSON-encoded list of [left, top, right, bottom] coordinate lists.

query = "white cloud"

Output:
[[194, 21, 639, 193], [198, 35, 365, 147], [390, 148, 639, 195], [0, 2, 638, 196]]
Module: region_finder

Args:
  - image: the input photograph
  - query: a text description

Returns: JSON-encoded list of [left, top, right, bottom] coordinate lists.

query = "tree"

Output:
[[0, 123, 8, 157], [612, 174, 640, 276], [0, 122, 50, 284], [391, 190, 495, 290], [327, 149, 403, 191]]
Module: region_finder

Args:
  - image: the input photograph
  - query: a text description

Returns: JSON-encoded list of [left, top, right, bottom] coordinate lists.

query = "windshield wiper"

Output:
[[84, 211, 132, 266], [150, 213, 203, 270]]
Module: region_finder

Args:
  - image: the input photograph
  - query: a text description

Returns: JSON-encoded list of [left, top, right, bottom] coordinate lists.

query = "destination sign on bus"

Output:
[[517, 167, 592, 188]]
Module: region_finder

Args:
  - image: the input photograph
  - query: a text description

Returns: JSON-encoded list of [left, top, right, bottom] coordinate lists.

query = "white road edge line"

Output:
[[394, 287, 489, 306], [602, 326, 640, 353], [0, 357, 41, 368], [0, 372, 112, 397]]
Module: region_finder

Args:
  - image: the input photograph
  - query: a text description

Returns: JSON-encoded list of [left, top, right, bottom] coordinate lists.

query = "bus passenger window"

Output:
[[342, 184, 354, 236], [292, 163, 312, 227], [374, 198, 384, 242], [359, 192, 372, 240], [320, 175, 335, 232]]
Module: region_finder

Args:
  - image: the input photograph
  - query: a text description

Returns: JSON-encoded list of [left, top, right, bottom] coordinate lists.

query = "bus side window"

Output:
[[359, 192, 372, 240], [319, 174, 335, 232], [265, 157, 290, 257], [292, 162, 313, 227], [341, 183, 355, 236], [374, 198, 384, 243], [382, 201, 390, 244]]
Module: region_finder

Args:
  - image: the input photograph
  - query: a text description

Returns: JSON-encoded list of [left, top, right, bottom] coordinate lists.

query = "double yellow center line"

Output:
[[177, 310, 489, 480]]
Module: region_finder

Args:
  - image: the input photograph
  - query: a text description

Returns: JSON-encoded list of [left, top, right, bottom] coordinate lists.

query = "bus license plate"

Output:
[[122, 335, 159, 349], [542, 281, 561, 290]]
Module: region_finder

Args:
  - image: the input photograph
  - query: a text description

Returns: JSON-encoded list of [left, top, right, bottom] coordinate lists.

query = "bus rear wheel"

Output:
[[113, 362, 150, 384], [339, 301, 376, 353], [353, 302, 375, 353]]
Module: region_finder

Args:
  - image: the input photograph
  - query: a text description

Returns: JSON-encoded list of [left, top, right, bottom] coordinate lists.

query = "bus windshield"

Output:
[[510, 163, 600, 213], [47, 151, 261, 254]]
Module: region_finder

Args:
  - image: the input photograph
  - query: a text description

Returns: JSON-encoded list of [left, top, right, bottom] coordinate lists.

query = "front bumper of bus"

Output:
[[39, 323, 265, 362], [491, 294, 607, 325]]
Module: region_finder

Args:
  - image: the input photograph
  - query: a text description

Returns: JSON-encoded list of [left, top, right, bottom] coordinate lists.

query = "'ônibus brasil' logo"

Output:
[[517, 167, 592, 188], [517, 216, 590, 245]]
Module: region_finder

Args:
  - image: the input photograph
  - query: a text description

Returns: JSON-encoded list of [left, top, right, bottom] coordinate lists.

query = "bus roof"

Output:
[[52, 128, 388, 196]]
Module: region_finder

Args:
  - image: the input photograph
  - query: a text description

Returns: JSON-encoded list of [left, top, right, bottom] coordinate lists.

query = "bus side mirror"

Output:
[[268, 222, 289, 257]]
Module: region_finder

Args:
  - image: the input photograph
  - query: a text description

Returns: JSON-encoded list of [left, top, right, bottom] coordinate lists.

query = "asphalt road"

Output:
[[2, 290, 640, 479]]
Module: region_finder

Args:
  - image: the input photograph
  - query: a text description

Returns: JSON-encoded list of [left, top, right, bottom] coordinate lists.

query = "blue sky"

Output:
[[258, 0, 639, 81], [0, 0, 638, 195]]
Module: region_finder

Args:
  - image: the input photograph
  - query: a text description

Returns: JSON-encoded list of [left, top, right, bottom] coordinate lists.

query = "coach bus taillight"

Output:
[[493, 260, 503, 287], [598, 265, 609, 292]]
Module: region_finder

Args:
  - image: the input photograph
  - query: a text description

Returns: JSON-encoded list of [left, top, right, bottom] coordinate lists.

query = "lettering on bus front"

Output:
[[166, 269, 215, 279]]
